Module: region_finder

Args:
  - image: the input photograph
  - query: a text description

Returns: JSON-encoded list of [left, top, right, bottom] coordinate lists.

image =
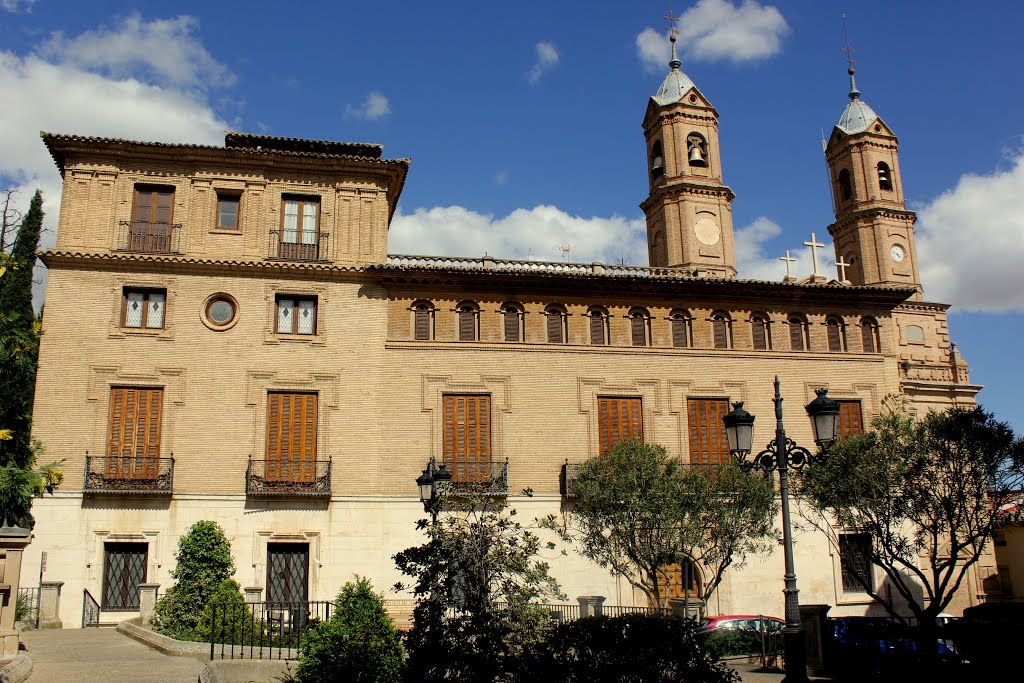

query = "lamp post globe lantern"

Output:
[[805, 388, 840, 448], [433, 462, 453, 487], [723, 402, 756, 457], [416, 467, 433, 504]]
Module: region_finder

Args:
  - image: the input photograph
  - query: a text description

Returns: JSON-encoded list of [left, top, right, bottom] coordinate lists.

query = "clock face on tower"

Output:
[[890, 245, 905, 263]]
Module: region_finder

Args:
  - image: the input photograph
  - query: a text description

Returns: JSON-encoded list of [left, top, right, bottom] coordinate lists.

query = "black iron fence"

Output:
[[83, 589, 100, 628], [267, 230, 330, 261], [84, 453, 174, 494], [117, 221, 181, 253], [208, 600, 333, 660], [16, 587, 39, 627], [246, 458, 331, 496]]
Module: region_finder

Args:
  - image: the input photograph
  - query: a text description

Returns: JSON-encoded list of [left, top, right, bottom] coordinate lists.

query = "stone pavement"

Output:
[[22, 628, 206, 682], [731, 661, 832, 682]]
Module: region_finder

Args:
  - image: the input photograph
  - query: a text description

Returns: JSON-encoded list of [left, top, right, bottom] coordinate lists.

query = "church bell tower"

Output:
[[640, 34, 737, 277], [824, 66, 922, 295]]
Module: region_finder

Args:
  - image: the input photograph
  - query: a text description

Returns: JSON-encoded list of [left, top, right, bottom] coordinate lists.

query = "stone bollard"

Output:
[[244, 587, 263, 604], [669, 597, 705, 620], [799, 603, 832, 678], [38, 581, 64, 629], [0, 524, 33, 657], [576, 595, 606, 618], [138, 584, 160, 627]]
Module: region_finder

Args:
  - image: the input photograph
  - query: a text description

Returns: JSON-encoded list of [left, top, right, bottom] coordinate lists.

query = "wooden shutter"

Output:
[[132, 187, 174, 250], [671, 317, 689, 348], [597, 397, 643, 455], [503, 308, 520, 342], [861, 322, 878, 353], [827, 321, 843, 352], [414, 308, 430, 340], [661, 561, 701, 602], [631, 315, 647, 346], [712, 317, 728, 349], [459, 308, 476, 341], [266, 392, 317, 481], [752, 318, 767, 350], [443, 395, 491, 482], [837, 400, 864, 438], [107, 387, 162, 479], [687, 398, 730, 465], [789, 319, 805, 351], [546, 310, 563, 343], [590, 313, 605, 345]]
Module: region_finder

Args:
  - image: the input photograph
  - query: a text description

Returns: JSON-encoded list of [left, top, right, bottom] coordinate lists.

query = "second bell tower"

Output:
[[640, 35, 737, 277]]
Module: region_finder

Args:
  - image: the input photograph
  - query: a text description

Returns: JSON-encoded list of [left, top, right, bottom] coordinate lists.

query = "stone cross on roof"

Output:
[[803, 233, 825, 278], [780, 250, 797, 282], [835, 255, 852, 284]]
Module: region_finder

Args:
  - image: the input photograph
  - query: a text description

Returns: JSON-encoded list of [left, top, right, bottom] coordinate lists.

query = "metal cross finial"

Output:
[[664, 4, 679, 38], [841, 15, 856, 70], [835, 255, 852, 282], [780, 250, 797, 279], [804, 233, 825, 277]]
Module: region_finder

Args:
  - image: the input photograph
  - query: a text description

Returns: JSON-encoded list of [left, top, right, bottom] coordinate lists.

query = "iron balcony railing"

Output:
[[267, 230, 330, 261], [84, 453, 174, 495], [116, 220, 182, 253], [442, 459, 509, 496], [246, 458, 332, 496]]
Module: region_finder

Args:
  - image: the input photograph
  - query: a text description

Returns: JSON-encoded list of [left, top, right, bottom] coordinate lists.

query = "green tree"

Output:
[[797, 401, 1024, 626], [0, 189, 60, 528], [543, 440, 775, 609], [393, 488, 564, 683], [295, 576, 405, 683], [153, 520, 236, 639]]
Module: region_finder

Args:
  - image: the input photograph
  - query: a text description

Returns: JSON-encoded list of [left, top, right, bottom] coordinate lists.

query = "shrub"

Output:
[[153, 520, 235, 639], [295, 577, 405, 683], [527, 614, 739, 683], [195, 578, 256, 644]]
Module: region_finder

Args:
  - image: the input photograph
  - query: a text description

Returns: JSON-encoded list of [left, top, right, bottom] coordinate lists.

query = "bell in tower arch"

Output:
[[687, 134, 707, 167]]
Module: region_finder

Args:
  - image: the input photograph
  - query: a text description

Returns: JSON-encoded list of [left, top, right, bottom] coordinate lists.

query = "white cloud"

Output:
[[1, 0, 36, 12], [526, 41, 559, 84], [917, 153, 1024, 312], [389, 205, 647, 265], [637, 0, 789, 69], [495, 171, 509, 186], [734, 217, 837, 282], [40, 14, 234, 89], [345, 91, 391, 120]]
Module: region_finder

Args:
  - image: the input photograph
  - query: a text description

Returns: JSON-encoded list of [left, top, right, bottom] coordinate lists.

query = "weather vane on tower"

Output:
[[664, 3, 679, 39]]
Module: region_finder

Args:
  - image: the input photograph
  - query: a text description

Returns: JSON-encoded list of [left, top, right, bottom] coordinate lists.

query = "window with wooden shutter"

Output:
[[827, 318, 846, 352], [589, 309, 606, 345], [413, 303, 433, 340], [711, 313, 729, 349], [502, 304, 522, 342], [458, 304, 477, 341], [131, 186, 174, 251], [837, 400, 864, 438], [546, 307, 565, 343], [443, 395, 491, 483], [597, 397, 642, 455], [670, 311, 691, 348], [266, 392, 317, 482], [630, 311, 648, 347], [107, 387, 163, 479], [687, 398, 731, 465], [860, 317, 880, 353], [751, 315, 769, 350], [788, 316, 807, 351], [216, 192, 241, 230]]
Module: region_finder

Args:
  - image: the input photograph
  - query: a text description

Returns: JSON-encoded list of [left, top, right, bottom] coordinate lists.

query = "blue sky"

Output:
[[2, 0, 1023, 430]]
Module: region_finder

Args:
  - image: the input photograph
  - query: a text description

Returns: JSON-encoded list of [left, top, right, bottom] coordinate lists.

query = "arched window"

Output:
[[877, 162, 893, 191], [588, 307, 609, 345], [788, 315, 808, 352], [456, 301, 479, 342], [629, 308, 650, 347], [826, 316, 847, 352], [501, 303, 524, 342], [838, 168, 852, 201], [669, 309, 692, 348], [860, 317, 880, 353], [750, 313, 771, 350], [710, 311, 731, 349], [650, 139, 664, 180], [411, 300, 435, 341], [545, 304, 567, 344], [687, 133, 708, 167]]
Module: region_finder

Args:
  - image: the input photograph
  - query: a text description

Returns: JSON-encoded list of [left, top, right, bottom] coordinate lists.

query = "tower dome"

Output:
[[836, 67, 879, 134], [652, 36, 696, 106]]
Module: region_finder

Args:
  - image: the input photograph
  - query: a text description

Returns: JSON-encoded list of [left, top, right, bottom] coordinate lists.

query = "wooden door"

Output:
[[443, 395, 491, 483], [266, 392, 317, 481]]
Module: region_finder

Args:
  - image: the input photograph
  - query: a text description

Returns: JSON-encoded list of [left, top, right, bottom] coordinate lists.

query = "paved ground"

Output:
[[22, 628, 205, 683], [731, 660, 832, 682]]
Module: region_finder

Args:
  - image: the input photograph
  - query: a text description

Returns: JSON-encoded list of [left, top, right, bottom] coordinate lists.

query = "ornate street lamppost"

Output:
[[722, 378, 839, 683], [416, 457, 452, 523]]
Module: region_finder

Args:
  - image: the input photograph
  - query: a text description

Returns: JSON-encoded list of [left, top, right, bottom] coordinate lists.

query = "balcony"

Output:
[[84, 454, 174, 495], [443, 459, 509, 497], [246, 458, 332, 497], [117, 221, 182, 254], [267, 230, 331, 262]]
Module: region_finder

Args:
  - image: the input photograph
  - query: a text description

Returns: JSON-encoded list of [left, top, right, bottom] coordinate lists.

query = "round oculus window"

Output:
[[203, 294, 238, 330]]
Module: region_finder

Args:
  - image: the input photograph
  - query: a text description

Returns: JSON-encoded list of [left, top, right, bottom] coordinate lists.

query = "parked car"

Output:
[[699, 615, 785, 634]]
